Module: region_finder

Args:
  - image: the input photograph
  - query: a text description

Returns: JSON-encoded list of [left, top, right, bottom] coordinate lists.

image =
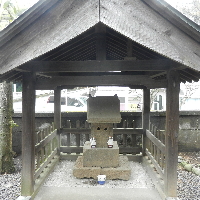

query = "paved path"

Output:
[[34, 186, 162, 200]]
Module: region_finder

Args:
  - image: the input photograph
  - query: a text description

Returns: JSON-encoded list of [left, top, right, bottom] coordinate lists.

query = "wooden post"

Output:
[[127, 39, 133, 57], [21, 72, 36, 196], [54, 87, 61, 154], [142, 87, 150, 156], [95, 23, 106, 60], [164, 70, 180, 198]]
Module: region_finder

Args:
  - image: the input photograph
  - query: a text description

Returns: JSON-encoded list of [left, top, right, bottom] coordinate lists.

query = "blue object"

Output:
[[98, 181, 105, 185]]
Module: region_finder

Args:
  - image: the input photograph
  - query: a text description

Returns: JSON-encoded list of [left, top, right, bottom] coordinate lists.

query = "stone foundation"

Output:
[[73, 156, 131, 180]]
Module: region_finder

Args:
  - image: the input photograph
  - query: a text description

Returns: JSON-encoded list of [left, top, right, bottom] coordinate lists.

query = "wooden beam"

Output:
[[60, 146, 142, 154], [180, 71, 197, 82], [35, 75, 167, 89], [127, 39, 133, 57], [179, 73, 193, 83], [150, 71, 167, 79], [95, 23, 106, 60], [61, 128, 143, 135], [19, 59, 181, 72], [0, 70, 19, 81], [142, 88, 150, 156], [6, 73, 23, 82], [146, 130, 165, 154], [183, 68, 200, 80], [54, 87, 61, 155], [146, 149, 164, 180], [164, 70, 180, 198], [21, 72, 35, 196]]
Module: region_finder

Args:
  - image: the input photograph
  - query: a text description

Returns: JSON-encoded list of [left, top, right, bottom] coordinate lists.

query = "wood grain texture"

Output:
[[0, 0, 99, 74], [20, 59, 180, 72], [21, 72, 36, 196], [146, 130, 165, 154], [54, 87, 61, 154], [100, 0, 200, 71], [164, 70, 180, 198], [142, 88, 150, 156], [35, 75, 167, 90]]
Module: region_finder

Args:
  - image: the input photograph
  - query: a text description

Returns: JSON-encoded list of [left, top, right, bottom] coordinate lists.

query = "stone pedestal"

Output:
[[73, 141, 131, 180], [73, 155, 131, 180], [83, 141, 119, 168]]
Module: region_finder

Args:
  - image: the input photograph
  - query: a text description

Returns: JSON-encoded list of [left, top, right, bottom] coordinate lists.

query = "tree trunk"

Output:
[[0, 81, 15, 174]]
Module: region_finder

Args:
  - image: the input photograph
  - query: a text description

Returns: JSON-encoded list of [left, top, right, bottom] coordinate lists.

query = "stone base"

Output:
[[73, 156, 131, 180], [83, 141, 119, 168]]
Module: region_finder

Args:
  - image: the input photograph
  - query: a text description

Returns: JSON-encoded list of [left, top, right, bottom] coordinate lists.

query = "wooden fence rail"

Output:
[[60, 120, 143, 155], [34, 122, 59, 187], [146, 123, 165, 179]]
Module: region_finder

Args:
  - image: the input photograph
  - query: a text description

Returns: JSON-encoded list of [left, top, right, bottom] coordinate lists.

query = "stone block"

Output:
[[73, 156, 101, 179], [83, 141, 119, 168], [101, 156, 131, 180], [87, 95, 121, 123], [73, 156, 131, 180], [91, 123, 113, 148]]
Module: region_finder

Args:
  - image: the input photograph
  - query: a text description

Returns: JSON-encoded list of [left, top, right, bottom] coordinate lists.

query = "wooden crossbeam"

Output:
[[35, 75, 167, 89], [19, 59, 181, 73]]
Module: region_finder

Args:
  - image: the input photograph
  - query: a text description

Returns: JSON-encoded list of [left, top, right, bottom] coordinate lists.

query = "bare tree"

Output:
[[128, 88, 163, 110], [179, 82, 199, 109], [170, 0, 200, 25]]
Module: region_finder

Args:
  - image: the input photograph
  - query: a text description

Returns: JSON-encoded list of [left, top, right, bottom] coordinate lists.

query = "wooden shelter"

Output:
[[0, 0, 200, 199]]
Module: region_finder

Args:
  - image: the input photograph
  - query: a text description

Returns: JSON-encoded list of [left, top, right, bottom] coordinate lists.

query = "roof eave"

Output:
[[0, 0, 59, 48], [142, 0, 200, 43]]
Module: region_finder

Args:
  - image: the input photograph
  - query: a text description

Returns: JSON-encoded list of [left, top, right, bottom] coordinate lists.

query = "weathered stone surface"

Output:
[[91, 123, 113, 148], [73, 156, 131, 180], [73, 156, 101, 179], [87, 95, 121, 123], [101, 156, 131, 180], [83, 141, 119, 167]]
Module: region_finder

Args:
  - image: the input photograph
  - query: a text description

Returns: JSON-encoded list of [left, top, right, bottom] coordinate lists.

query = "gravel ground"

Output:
[[44, 161, 154, 189], [0, 156, 21, 200], [0, 152, 200, 200], [177, 152, 200, 200]]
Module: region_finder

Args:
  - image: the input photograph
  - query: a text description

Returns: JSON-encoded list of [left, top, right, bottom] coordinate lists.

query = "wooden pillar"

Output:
[[164, 70, 180, 198], [54, 87, 61, 154], [142, 87, 150, 156], [21, 72, 36, 196]]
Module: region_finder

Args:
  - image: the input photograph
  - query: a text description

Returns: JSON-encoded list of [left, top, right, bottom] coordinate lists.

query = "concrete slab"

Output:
[[34, 187, 162, 200], [33, 159, 162, 200]]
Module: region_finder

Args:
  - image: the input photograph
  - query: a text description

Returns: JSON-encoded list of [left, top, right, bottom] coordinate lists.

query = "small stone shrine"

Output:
[[73, 95, 131, 180]]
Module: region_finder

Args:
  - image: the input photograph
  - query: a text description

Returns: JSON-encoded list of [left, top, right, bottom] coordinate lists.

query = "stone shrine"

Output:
[[73, 95, 131, 180]]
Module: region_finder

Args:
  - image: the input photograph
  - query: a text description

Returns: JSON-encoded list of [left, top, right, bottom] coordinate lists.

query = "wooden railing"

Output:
[[146, 123, 165, 179], [60, 120, 143, 155], [34, 123, 59, 188]]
